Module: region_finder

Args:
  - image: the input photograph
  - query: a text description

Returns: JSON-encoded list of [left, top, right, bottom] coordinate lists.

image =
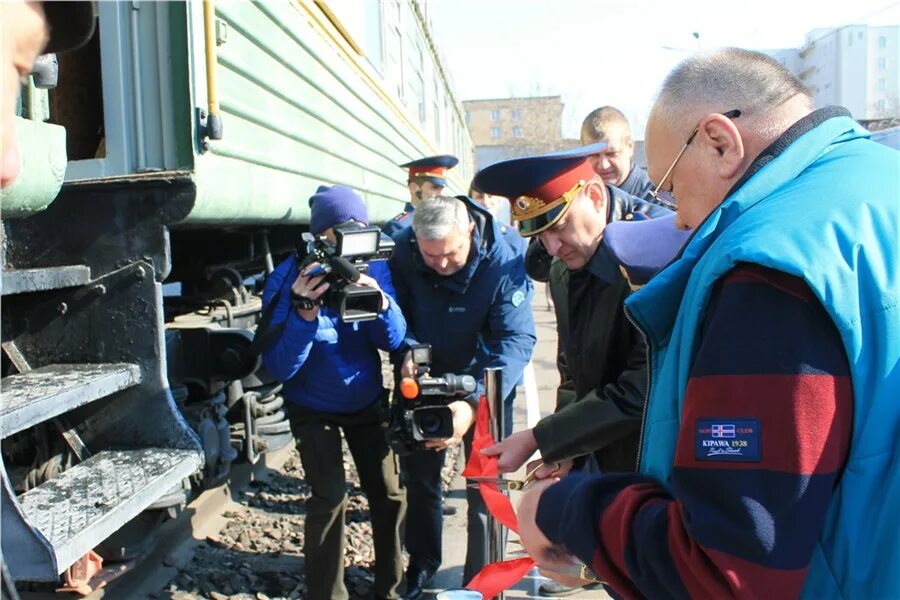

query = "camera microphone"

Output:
[[330, 256, 361, 282]]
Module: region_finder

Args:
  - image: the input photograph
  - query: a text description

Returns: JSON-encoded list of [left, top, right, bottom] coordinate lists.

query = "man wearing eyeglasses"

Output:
[[517, 48, 899, 598]]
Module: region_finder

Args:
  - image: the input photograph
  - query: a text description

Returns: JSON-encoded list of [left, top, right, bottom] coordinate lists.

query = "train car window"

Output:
[[48, 23, 106, 161]]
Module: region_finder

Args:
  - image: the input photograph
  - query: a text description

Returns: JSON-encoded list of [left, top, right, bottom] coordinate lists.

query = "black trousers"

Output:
[[288, 401, 407, 600], [401, 390, 515, 585]]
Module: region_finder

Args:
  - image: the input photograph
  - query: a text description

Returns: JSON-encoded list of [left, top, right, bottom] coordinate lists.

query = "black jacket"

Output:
[[532, 185, 670, 472]]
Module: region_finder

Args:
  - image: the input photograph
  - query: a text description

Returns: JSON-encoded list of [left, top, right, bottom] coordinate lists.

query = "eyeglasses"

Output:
[[649, 109, 742, 207]]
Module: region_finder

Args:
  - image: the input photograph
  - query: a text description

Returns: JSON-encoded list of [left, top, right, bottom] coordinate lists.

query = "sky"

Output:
[[426, 0, 900, 139]]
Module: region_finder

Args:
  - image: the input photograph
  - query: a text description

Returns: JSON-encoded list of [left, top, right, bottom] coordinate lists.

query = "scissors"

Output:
[[537, 562, 605, 585], [466, 461, 561, 491]]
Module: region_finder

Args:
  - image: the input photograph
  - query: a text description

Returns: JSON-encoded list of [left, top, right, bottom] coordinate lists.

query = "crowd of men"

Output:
[[4, 2, 898, 600]]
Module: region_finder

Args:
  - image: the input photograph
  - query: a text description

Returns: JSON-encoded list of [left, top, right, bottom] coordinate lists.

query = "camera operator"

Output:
[[261, 185, 407, 600], [389, 195, 536, 598]]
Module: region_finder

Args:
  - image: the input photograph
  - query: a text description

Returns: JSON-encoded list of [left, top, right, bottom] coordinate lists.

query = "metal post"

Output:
[[483, 367, 505, 599]]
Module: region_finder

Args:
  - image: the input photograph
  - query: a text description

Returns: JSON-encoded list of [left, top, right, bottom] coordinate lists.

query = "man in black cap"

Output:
[[383, 155, 458, 240], [1, 0, 95, 188], [474, 144, 677, 594]]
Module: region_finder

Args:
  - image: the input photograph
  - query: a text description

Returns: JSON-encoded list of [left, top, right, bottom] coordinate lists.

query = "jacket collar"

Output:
[[626, 107, 868, 345]]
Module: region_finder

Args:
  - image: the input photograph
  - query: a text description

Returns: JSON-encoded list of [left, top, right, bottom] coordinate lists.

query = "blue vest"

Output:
[[626, 112, 900, 598]]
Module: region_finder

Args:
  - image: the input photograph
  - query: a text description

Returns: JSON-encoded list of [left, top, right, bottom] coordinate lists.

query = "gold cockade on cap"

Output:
[[511, 180, 586, 222]]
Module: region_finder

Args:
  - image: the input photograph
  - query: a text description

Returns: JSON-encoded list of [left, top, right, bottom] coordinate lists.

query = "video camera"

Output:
[[295, 221, 395, 322], [387, 344, 476, 456]]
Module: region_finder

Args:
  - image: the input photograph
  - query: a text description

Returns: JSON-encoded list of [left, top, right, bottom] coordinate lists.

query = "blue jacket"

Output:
[[617, 165, 655, 199], [627, 108, 900, 598], [389, 198, 537, 403], [499, 222, 528, 256], [383, 202, 415, 240], [261, 258, 407, 414]]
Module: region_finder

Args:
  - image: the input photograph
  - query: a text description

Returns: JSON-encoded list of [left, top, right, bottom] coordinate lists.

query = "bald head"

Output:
[[650, 48, 813, 140], [645, 48, 816, 230]]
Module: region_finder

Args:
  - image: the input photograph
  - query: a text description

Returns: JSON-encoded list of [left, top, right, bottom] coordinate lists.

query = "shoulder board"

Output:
[[392, 211, 409, 221]]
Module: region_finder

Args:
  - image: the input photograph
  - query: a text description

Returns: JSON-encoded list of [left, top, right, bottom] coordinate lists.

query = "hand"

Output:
[[480, 429, 538, 473], [355, 272, 389, 312], [525, 457, 574, 480], [516, 478, 582, 580], [400, 350, 416, 379], [423, 400, 475, 451], [292, 263, 330, 321]]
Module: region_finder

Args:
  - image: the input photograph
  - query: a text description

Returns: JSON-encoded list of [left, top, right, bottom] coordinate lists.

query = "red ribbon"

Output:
[[462, 396, 536, 599]]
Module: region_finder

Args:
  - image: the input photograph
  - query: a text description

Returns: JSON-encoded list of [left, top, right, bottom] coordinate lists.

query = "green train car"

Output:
[[0, 0, 472, 585]]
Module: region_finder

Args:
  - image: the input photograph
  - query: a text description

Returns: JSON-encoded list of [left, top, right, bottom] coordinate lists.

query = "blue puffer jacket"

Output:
[[628, 108, 900, 598], [261, 259, 406, 414]]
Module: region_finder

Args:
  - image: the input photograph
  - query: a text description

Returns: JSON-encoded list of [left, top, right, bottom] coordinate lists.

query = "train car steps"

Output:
[[0, 363, 142, 439], [14, 447, 202, 578], [0, 266, 91, 296]]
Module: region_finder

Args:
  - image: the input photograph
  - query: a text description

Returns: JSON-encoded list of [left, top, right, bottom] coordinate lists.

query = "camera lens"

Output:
[[419, 411, 443, 434]]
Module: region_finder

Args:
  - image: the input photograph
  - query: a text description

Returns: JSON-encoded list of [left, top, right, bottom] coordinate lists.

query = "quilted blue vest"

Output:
[[626, 112, 900, 598]]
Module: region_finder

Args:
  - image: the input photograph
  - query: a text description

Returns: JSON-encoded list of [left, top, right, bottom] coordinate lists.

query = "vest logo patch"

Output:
[[695, 418, 760, 462], [448, 306, 466, 313]]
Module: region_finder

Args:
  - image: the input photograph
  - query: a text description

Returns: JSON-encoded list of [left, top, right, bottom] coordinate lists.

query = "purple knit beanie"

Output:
[[309, 185, 369, 234]]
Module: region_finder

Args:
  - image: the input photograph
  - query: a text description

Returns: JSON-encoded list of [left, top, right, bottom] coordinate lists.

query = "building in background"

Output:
[[463, 95, 580, 171], [768, 24, 899, 121]]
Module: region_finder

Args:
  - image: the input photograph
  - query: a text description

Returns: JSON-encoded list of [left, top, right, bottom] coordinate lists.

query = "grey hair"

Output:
[[412, 195, 470, 240], [653, 48, 813, 136]]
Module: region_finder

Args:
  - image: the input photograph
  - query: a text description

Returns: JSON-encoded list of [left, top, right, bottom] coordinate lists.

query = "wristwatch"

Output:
[[290, 291, 317, 310]]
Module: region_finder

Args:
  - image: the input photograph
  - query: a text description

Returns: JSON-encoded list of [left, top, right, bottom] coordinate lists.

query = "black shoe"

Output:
[[442, 504, 458, 516], [403, 565, 434, 599]]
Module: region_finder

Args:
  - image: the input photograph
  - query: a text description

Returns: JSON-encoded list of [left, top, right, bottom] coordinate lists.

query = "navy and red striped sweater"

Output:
[[536, 264, 852, 599]]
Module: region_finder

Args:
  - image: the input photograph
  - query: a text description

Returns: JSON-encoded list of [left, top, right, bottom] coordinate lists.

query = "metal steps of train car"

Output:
[[16, 447, 202, 575], [0, 363, 141, 438], [0, 265, 91, 296]]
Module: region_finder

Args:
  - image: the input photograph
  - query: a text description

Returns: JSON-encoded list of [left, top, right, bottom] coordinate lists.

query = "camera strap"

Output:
[[248, 262, 294, 357]]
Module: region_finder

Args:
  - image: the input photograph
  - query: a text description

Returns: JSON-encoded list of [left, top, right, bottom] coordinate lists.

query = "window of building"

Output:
[[403, 21, 425, 123], [433, 77, 441, 144], [878, 78, 886, 91], [383, 2, 403, 100], [512, 126, 522, 138], [364, 1, 383, 73], [465, 110, 470, 124], [879, 57, 887, 70], [490, 109, 500, 121], [848, 32, 852, 46], [879, 36, 887, 49], [511, 108, 521, 121], [876, 98, 886, 112], [490, 127, 501, 138], [858, 32, 863, 40]]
